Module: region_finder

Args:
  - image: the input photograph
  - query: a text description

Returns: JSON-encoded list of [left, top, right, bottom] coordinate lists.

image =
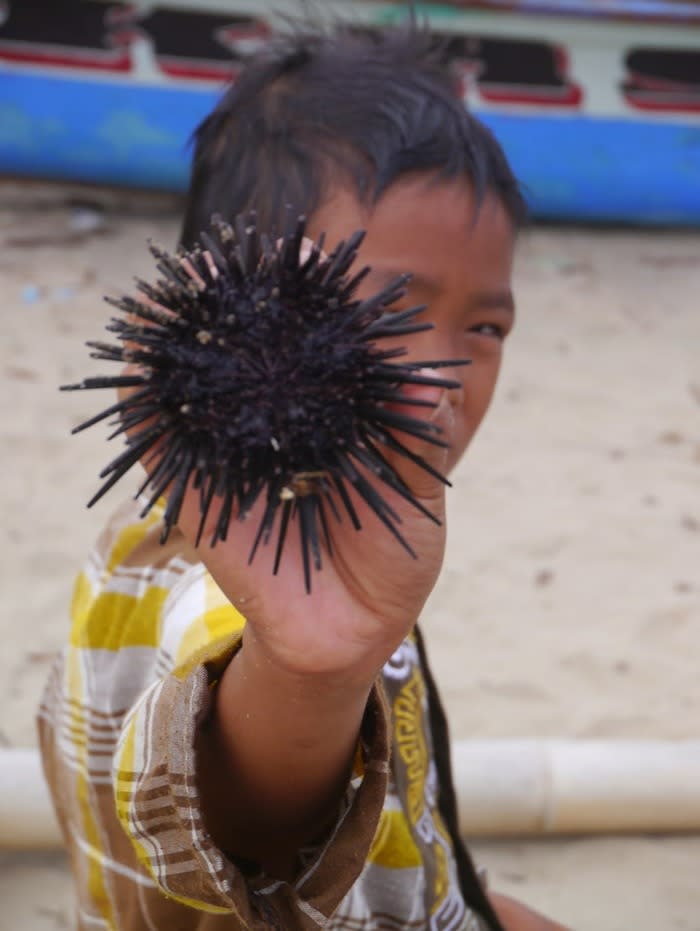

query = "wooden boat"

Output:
[[1, 1, 698, 224]]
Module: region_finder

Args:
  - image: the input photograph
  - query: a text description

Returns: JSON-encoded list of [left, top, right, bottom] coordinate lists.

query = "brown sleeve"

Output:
[[113, 634, 390, 927]]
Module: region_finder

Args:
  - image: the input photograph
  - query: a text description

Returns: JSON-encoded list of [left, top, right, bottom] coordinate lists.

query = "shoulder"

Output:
[[69, 497, 203, 654], [92, 496, 199, 583]]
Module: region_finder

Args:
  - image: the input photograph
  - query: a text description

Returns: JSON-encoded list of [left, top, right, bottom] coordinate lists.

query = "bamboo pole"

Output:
[[3, 740, 700, 849], [0, 749, 62, 849], [453, 739, 700, 835]]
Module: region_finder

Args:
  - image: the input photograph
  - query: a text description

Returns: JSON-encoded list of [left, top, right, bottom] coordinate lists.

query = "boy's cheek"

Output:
[[446, 373, 499, 468]]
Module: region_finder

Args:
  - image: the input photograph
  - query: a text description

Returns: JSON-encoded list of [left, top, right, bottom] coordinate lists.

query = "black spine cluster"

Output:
[[63, 214, 468, 591]]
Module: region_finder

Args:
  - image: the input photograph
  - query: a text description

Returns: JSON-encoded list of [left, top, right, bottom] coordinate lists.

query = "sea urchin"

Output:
[[62, 213, 469, 591]]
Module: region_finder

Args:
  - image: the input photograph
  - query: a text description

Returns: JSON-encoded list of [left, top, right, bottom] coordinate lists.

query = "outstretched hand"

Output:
[[175, 373, 455, 690], [117, 239, 458, 694]]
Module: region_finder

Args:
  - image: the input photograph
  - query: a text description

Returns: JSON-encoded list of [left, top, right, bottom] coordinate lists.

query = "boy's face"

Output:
[[307, 176, 516, 473]]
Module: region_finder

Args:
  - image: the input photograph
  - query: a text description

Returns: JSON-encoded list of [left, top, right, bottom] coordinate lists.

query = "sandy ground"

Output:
[[1, 181, 699, 930]]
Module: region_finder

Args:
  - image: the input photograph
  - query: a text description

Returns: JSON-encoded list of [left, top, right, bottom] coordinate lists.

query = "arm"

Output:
[[185, 381, 453, 876], [196, 639, 373, 877]]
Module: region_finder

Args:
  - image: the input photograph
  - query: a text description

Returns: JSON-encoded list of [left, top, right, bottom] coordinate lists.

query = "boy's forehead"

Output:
[[337, 178, 510, 245], [363, 265, 444, 298], [310, 177, 515, 297]]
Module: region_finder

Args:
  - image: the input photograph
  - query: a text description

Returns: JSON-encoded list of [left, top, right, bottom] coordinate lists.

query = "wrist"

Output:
[[237, 616, 387, 700], [222, 629, 375, 739]]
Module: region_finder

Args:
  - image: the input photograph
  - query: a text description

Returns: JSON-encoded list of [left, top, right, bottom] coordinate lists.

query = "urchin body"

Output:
[[63, 214, 468, 590]]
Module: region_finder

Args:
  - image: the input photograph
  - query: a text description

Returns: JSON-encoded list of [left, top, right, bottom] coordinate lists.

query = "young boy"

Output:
[[39, 22, 569, 931]]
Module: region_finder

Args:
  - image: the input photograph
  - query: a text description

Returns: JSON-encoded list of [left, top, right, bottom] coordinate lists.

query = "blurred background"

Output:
[[1, 2, 699, 929]]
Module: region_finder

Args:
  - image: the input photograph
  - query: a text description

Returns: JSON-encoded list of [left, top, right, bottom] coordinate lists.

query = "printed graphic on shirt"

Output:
[[394, 665, 428, 827], [383, 638, 474, 931]]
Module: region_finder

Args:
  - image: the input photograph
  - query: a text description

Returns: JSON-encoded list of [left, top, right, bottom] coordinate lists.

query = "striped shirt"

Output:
[[38, 497, 488, 930]]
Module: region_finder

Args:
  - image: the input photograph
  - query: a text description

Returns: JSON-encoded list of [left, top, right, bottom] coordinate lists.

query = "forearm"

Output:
[[196, 628, 374, 876]]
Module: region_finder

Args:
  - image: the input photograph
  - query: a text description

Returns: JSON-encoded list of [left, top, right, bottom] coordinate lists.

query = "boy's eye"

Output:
[[468, 322, 505, 340]]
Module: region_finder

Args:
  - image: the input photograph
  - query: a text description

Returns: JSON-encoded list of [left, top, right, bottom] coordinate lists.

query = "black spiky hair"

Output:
[[180, 18, 526, 247]]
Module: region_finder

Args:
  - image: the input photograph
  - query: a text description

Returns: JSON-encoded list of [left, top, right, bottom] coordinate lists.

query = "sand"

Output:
[[1, 181, 699, 930]]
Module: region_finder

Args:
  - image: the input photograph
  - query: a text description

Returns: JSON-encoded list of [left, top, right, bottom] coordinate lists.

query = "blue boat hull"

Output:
[[1, 1, 699, 226]]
